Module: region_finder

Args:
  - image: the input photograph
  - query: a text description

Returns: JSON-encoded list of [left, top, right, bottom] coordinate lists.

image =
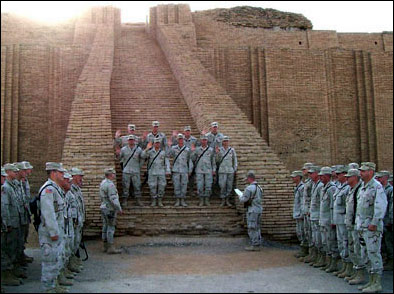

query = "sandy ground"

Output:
[[4, 235, 393, 293]]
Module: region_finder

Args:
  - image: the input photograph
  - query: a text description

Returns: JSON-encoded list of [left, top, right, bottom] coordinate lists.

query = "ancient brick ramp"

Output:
[[110, 24, 245, 237], [150, 4, 295, 241]]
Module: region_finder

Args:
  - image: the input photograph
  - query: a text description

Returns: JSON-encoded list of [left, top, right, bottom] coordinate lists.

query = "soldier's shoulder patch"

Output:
[[45, 187, 53, 193]]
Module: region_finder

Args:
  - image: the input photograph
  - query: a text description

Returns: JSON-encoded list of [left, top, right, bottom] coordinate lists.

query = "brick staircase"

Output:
[[110, 24, 245, 237]]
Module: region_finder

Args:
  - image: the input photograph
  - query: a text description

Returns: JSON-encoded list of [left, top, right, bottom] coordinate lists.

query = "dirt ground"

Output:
[[4, 235, 394, 293]]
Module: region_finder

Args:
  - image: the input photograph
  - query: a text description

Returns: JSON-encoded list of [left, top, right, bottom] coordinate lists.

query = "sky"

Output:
[[1, 1, 393, 33]]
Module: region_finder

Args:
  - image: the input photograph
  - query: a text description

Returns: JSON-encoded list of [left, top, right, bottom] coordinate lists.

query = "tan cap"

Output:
[[184, 126, 191, 131], [307, 166, 321, 173], [177, 133, 184, 139], [211, 122, 218, 127], [222, 136, 230, 141], [302, 163, 314, 170], [348, 162, 359, 170], [375, 170, 390, 178], [70, 167, 84, 176], [245, 170, 256, 179], [128, 124, 136, 130], [46, 162, 67, 172], [318, 166, 332, 176], [63, 172, 72, 180], [335, 165, 348, 174], [128, 135, 136, 140], [200, 134, 208, 140], [359, 162, 376, 171], [1, 168, 7, 177], [3, 163, 19, 172], [104, 168, 116, 175], [22, 161, 33, 169], [152, 121, 160, 127], [345, 168, 360, 177], [15, 162, 28, 170], [291, 170, 303, 177]]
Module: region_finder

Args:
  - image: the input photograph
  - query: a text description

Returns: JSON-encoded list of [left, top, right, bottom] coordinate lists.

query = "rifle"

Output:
[[79, 229, 89, 261]]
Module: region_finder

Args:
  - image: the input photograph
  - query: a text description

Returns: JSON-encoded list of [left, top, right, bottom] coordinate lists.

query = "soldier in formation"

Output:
[[293, 161, 392, 293]]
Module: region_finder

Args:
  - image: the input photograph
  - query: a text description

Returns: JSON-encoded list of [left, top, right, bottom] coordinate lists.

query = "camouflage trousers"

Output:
[[17, 225, 27, 262], [311, 220, 322, 250], [101, 210, 117, 244], [359, 229, 383, 274], [336, 224, 350, 262], [66, 221, 75, 259], [347, 227, 365, 269], [148, 175, 166, 198], [320, 225, 339, 257], [218, 173, 234, 199], [196, 173, 213, 198], [295, 218, 305, 245], [172, 172, 188, 198], [40, 240, 61, 291], [303, 215, 312, 247], [122, 172, 142, 199], [247, 212, 262, 246], [1, 231, 12, 271], [74, 225, 83, 255]]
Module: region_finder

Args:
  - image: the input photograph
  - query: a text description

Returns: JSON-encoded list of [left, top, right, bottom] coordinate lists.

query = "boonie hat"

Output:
[[319, 166, 332, 176], [345, 169, 360, 177]]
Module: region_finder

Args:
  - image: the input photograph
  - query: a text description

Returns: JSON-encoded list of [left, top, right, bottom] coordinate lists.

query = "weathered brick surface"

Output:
[[1, 4, 393, 241]]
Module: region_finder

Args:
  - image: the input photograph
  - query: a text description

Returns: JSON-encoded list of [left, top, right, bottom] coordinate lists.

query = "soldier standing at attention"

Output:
[[306, 166, 324, 266], [69, 168, 85, 272], [21, 161, 34, 264], [216, 136, 237, 207], [238, 171, 263, 251], [318, 167, 339, 272], [375, 170, 393, 271], [291, 171, 305, 257], [183, 126, 198, 197], [355, 162, 387, 293], [119, 135, 144, 207], [2, 164, 23, 286], [300, 163, 314, 261], [192, 134, 216, 207], [332, 165, 351, 277], [100, 168, 123, 255], [344, 169, 366, 284], [144, 121, 167, 151], [141, 137, 171, 207], [167, 134, 193, 207], [38, 162, 67, 293]]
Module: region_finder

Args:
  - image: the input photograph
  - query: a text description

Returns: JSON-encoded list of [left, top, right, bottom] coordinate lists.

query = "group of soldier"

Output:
[[113, 121, 238, 208], [1, 161, 86, 293], [291, 162, 393, 293]]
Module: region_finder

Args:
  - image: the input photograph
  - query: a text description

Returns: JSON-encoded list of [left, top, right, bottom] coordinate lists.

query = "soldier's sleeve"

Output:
[[71, 193, 78, 219], [114, 137, 122, 148], [233, 148, 238, 172], [108, 182, 122, 212], [239, 186, 253, 203], [211, 149, 216, 171], [188, 150, 194, 174], [119, 147, 125, 162], [389, 188, 393, 224], [1, 187, 10, 228], [165, 153, 171, 174], [138, 148, 145, 168], [166, 147, 174, 158], [40, 188, 59, 237], [371, 185, 388, 226]]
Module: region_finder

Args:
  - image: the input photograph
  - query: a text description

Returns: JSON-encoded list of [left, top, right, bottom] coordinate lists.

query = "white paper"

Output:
[[234, 188, 243, 197]]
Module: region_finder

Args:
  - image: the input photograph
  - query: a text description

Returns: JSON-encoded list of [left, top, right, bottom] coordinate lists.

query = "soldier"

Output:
[[21, 161, 34, 263], [13, 162, 33, 268], [69, 168, 85, 271], [332, 165, 351, 277], [291, 171, 305, 257], [355, 162, 387, 293], [306, 166, 324, 266], [192, 134, 216, 206], [119, 135, 144, 207], [143, 121, 167, 151], [141, 138, 171, 207], [375, 170, 393, 271], [1, 164, 22, 286], [167, 134, 193, 207], [183, 126, 198, 197], [300, 162, 314, 261], [100, 168, 123, 254], [238, 170, 263, 251], [57, 172, 74, 287], [216, 136, 237, 207], [183, 126, 198, 148], [38, 162, 67, 293], [344, 169, 366, 284], [318, 167, 339, 273], [114, 124, 142, 156], [206, 122, 224, 150]]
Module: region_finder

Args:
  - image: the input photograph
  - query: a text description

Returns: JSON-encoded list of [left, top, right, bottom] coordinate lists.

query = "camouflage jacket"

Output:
[[293, 182, 305, 219], [319, 181, 337, 226], [332, 182, 351, 225], [310, 180, 324, 221]]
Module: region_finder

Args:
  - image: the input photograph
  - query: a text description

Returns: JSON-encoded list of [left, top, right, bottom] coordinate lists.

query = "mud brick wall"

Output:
[[61, 6, 121, 236], [151, 5, 296, 241]]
